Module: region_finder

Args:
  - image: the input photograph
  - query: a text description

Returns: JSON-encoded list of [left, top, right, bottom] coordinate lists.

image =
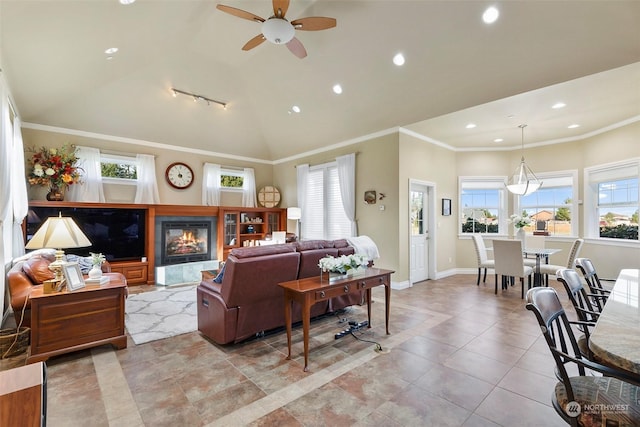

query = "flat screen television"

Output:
[[27, 207, 146, 262]]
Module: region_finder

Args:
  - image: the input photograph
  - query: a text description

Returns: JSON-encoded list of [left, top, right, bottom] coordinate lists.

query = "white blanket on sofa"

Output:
[[347, 235, 380, 261]]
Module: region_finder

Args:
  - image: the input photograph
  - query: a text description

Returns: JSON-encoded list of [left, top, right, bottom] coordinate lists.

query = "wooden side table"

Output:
[[279, 268, 393, 372], [27, 272, 127, 364], [0, 362, 46, 426]]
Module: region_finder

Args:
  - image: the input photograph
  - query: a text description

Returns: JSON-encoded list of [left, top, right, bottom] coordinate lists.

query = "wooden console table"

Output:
[[0, 362, 46, 426], [27, 273, 127, 364], [278, 268, 393, 372]]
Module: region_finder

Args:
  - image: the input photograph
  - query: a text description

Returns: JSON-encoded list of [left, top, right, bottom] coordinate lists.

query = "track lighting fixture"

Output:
[[170, 88, 227, 109]]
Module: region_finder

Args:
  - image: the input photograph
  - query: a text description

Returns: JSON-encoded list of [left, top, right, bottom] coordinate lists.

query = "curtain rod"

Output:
[[294, 151, 359, 168]]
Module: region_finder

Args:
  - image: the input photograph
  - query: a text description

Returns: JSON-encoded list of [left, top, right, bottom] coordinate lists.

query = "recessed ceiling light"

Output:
[[119, 0, 136, 4], [393, 53, 405, 66], [552, 102, 566, 109], [507, 114, 516, 119], [332, 84, 343, 95], [494, 138, 504, 143], [465, 123, 477, 129], [568, 124, 580, 129], [291, 105, 301, 113], [104, 47, 119, 55], [106, 56, 114, 61], [482, 6, 500, 24]]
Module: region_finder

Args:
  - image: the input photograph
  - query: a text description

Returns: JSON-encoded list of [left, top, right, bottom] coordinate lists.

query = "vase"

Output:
[[516, 227, 526, 246], [46, 184, 64, 201], [88, 265, 103, 279]]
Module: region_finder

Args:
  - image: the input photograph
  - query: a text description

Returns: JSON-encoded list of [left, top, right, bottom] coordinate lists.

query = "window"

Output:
[[585, 159, 639, 241], [302, 162, 351, 240], [220, 170, 243, 189], [101, 154, 137, 182], [459, 177, 507, 234], [518, 171, 577, 236]]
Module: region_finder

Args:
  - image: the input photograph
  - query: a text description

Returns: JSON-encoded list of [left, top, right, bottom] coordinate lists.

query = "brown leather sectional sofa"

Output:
[[197, 239, 360, 344]]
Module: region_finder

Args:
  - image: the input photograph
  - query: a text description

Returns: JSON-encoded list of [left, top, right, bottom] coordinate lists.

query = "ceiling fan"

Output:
[[216, 0, 336, 59]]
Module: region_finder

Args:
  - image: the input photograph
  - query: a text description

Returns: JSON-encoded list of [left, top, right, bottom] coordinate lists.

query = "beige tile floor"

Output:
[[1, 274, 573, 426]]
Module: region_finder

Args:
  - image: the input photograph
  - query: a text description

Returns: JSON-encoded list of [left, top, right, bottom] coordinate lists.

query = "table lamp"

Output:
[[25, 213, 92, 283], [287, 207, 301, 239]]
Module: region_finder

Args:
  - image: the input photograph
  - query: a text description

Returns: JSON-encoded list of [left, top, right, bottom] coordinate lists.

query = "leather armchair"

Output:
[[7, 252, 111, 328]]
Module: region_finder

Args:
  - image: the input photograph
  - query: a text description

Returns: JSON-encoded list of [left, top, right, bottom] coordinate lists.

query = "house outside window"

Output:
[[585, 159, 639, 241], [517, 171, 577, 236], [459, 177, 507, 234]]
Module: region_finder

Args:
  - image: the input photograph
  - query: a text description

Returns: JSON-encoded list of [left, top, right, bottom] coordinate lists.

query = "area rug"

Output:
[[125, 285, 197, 345]]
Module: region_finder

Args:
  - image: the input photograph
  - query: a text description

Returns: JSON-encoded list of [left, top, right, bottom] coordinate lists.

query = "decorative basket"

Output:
[[0, 327, 30, 359]]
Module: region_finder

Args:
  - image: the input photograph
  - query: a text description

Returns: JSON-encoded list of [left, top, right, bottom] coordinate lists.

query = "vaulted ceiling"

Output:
[[1, 1, 639, 162]]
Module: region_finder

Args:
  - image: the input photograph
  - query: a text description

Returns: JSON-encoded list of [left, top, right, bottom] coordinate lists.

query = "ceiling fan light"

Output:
[[262, 18, 295, 44]]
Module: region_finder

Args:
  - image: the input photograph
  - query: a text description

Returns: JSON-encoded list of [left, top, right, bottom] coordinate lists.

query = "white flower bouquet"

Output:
[[318, 254, 369, 275], [509, 212, 532, 229]]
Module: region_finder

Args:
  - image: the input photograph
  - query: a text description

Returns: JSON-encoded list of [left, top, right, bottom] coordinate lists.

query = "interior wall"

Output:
[[273, 133, 400, 277], [22, 128, 274, 206], [398, 132, 458, 279]]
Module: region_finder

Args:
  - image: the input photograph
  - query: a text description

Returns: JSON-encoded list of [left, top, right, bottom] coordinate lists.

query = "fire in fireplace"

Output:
[[161, 222, 211, 265]]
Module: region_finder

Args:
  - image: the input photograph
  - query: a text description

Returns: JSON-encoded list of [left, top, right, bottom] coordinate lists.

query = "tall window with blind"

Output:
[[518, 172, 577, 236], [302, 163, 351, 240], [459, 177, 507, 234], [585, 160, 639, 241]]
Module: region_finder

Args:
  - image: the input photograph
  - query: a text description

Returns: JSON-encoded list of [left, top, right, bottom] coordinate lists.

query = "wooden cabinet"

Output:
[[109, 260, 148, 285], [218, 207, 286, 259]]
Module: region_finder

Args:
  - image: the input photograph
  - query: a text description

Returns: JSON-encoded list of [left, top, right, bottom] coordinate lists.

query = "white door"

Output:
[[410, 185, 429, 284]]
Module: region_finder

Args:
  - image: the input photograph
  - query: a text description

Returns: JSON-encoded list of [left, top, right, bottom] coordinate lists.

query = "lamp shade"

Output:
[[25, 215, 92, 250], [287, 207, 302, 220]]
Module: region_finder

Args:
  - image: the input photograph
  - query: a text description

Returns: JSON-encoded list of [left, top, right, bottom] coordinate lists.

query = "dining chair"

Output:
[[471, 234, 494, 286], [575, 258, 613, 311], [493, 239, 533, 298], [525, 287, 640, 427], [538, 238, 584, 284]]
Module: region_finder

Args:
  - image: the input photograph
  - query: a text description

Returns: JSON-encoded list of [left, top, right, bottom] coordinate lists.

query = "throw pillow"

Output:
[[213, 262, 226, 283]]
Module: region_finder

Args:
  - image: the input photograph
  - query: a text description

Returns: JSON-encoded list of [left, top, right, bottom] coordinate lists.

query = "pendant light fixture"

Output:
[[506, 124, 542, 196]]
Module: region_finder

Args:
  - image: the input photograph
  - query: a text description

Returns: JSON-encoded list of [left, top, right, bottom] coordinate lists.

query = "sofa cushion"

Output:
[[295, 240, 332, 251], [22, 255, 55, 284], [230, 244, 296, 259]]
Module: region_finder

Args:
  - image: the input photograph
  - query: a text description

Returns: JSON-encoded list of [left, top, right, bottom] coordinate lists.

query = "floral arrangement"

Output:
[[318, 254, 369, 274], [27, 144, 81, 188], [510, 212, 532, 229], [90, 252, 106, 267]]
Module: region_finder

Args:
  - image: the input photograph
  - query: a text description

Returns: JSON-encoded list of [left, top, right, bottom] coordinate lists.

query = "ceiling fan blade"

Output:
[[286, 37, 307, 59], [242, 34, 266, 51], [216, 4, 265, 23], [290, 17, 336, 31], [272, 0, 290, 18]]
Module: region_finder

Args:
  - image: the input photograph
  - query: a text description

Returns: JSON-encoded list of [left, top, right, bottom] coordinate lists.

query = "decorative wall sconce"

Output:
[[364, 190, 376, 204]]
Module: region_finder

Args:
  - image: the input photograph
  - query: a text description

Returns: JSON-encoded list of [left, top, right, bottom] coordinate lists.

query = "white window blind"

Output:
[[301, 163, 350, 240]]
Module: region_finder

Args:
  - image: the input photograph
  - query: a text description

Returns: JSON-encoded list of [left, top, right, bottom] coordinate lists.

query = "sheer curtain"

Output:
[[134, 154, 160, 204], [242, 167, 257, 208], [11, 116, 28, 257], [337, 153, 357, 237], [0, 85, 12, 268], [296, 163, 309, 239], [67, 146, 105, 203], [202, 163, 221, 205]]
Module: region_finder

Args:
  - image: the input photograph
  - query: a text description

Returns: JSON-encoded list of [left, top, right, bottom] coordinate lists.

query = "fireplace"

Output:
[[161, 221, 211, 265]]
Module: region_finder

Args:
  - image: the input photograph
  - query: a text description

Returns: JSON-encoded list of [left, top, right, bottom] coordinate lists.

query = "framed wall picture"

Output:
[[62, 262, 86, 291], [442, 198, 451, 216]]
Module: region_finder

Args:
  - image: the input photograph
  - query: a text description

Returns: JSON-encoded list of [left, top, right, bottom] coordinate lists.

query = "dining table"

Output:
[[522, 247, 561, 286], [589, 269, 640, 377]]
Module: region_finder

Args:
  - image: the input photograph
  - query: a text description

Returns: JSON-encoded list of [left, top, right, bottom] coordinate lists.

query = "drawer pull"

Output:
[[320, 291, 325, 298], [202, 298, 209, 308], [344, 285, 350, 293]]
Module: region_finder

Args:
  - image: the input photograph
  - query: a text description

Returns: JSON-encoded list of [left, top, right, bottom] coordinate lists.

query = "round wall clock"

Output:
[[258, 186, 281, 208], [165, 162, 194, 189]]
